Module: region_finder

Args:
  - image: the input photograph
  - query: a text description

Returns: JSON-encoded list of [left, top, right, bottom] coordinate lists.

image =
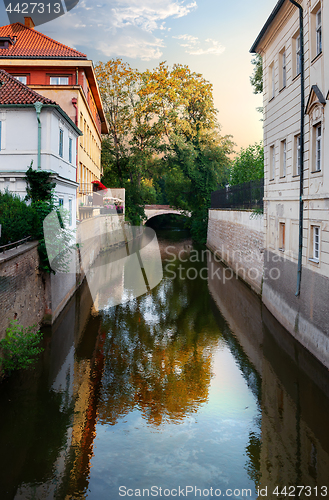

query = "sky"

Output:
[[0, 0, 277, 151]]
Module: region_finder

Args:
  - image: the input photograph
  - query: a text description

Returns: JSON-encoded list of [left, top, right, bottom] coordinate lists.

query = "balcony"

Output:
[[78, 183, 125, 220]]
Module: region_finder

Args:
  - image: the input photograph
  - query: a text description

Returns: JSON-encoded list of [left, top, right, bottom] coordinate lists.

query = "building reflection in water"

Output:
[[208, 256, 329, 493]]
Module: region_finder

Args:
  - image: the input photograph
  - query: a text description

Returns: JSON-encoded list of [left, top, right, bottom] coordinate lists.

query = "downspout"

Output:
[[289, 0, 304, 296], [34, 101, 43, 169]]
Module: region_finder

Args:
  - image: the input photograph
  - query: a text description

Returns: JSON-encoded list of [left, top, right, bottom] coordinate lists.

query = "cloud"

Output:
[[173, 34, 225, 56], [43, 0, 197, 61], [111, 1, 197, 32], [97, 32, 165, 61]]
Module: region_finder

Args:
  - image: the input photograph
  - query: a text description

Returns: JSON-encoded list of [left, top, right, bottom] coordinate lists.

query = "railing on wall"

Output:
[[210, 179, 264, 211], [0, 236, 31, 254]]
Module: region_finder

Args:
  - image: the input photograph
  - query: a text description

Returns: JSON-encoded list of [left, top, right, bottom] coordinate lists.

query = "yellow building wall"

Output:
[[29, 86, 102, 187]]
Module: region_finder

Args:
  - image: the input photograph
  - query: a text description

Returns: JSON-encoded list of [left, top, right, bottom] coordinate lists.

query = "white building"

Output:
[[0, 69, 82, 226], [251, 0, 329, 368]]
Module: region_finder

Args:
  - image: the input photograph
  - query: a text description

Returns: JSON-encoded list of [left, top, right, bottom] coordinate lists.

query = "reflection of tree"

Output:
[[98, 255, 222, 426], [245, 429, 261, 488]]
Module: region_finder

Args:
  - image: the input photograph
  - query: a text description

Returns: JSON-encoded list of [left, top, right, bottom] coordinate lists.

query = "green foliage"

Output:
[[0, 165, 74, 273], [97, 60, 233, 238], [25, 162, 56, 203], [165, 131, 233, 243], [230, 142, 264, 186], [0, 320, 44, 376], [250, 54, 263, 94], [0, 190, 36, 245]]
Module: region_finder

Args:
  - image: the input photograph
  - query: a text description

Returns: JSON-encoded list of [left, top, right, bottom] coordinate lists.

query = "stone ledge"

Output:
[[0, 241, 39, 265]]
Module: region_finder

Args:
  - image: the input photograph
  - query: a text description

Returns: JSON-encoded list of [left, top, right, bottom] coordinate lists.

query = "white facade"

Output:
[[254, 0, 328, 277], [0, 105, 80, 225], [252, 0, 329, 368]]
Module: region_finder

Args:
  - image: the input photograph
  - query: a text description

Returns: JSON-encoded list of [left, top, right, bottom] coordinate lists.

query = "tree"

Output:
[[164, 130, 232, 242], [250, 54, 263, 116], [230, 142, 264, 186], [250, 54, 263, 94], [96, 60, 233, 237]]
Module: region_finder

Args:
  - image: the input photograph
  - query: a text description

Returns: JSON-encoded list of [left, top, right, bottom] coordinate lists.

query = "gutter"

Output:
[[250, 0, 285, 53]]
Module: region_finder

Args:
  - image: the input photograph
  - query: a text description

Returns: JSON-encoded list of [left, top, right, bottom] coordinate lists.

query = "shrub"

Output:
[[0, 191, 36, 245], [0, 320, 44, 377]]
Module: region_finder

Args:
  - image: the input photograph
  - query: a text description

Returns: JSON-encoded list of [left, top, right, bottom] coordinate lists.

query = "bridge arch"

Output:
[[144, 205, 190, 224]]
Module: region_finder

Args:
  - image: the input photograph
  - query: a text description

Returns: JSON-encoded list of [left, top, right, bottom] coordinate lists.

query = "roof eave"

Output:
[[0, 103, 83, 135], [250, 0, 286, 53]]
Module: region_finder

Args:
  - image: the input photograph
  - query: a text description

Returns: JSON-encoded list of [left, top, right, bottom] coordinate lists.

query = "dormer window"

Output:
[[0, 36, 15, 49], [50, 76, 69, 85]]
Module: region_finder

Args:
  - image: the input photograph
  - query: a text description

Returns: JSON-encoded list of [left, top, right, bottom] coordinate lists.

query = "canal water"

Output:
[[0, 230, 329, 500]]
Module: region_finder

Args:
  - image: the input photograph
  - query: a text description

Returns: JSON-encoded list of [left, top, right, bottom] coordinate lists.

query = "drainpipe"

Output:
[[289, 0, 304, 296], [34, 101, 43, 169]]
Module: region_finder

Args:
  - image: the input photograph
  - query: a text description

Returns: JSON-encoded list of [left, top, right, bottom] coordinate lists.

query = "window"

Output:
[[311, 4, 322, 59], [59, 129, 64, 158], [313, 124, 321, 172], [279, 222, 285, 251], [270, 145, 275, 180], [69, 137, 73, 163], [280, 140, 287, 177], [295, 134, 301, 175], [14, 75, 27, 84], [316, 8, 322, 55], [279, 49, 286, 89], [296, 34, 301, 74], [312, 226, 320, 261], [58, 198, 64, 207], [50, 76, 69, 85], [269, 62, 275, 99]]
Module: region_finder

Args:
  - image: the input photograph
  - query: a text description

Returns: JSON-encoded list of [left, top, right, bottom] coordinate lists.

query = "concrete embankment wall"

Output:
[[263, 251, 329, 370], [207, 210, 264, 295], [0, 241, 45, 338], [0, 215, 136, 336], [48, 214, 130, 323]]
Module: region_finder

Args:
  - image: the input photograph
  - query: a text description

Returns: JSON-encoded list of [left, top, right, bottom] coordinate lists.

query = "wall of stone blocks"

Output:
[[0, 218, 142, 335], [207, 210, 265, 295], [0, 242, 45, 339]]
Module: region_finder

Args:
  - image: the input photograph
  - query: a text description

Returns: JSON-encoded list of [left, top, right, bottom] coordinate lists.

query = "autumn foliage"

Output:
[[95, 59, 233, 240]]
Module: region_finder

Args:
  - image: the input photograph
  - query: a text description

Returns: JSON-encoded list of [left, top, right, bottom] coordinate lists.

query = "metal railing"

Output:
[[79, 183, 94, 195], [0, 236, 31, 254], [210, 179, 264, 211]]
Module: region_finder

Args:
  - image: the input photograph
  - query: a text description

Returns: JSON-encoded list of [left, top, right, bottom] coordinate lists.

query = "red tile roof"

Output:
[[0, 23, 87, 59], [0, 69, 56, 105]]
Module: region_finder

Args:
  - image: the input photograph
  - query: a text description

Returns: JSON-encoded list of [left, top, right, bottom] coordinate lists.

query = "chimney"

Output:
[[24, 17, 35, 29]]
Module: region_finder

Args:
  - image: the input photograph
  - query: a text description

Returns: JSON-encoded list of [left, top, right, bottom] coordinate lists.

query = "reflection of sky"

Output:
[[88, 342, 259, 499]]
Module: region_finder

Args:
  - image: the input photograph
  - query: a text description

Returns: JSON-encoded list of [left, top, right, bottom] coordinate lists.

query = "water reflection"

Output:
[[0, 232, 329, 499], [208, 256, 329, 494], [98, 251, 221, 427]]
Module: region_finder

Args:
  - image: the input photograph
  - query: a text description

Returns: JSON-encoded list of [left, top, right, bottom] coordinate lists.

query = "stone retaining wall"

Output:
[[207, 210, 264, 295], [0, 242, 45, 339], [0, 216, 139, 335]]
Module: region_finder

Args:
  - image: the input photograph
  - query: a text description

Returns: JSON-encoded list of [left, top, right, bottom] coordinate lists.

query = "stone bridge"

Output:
[[144, 205, 189, 223]]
